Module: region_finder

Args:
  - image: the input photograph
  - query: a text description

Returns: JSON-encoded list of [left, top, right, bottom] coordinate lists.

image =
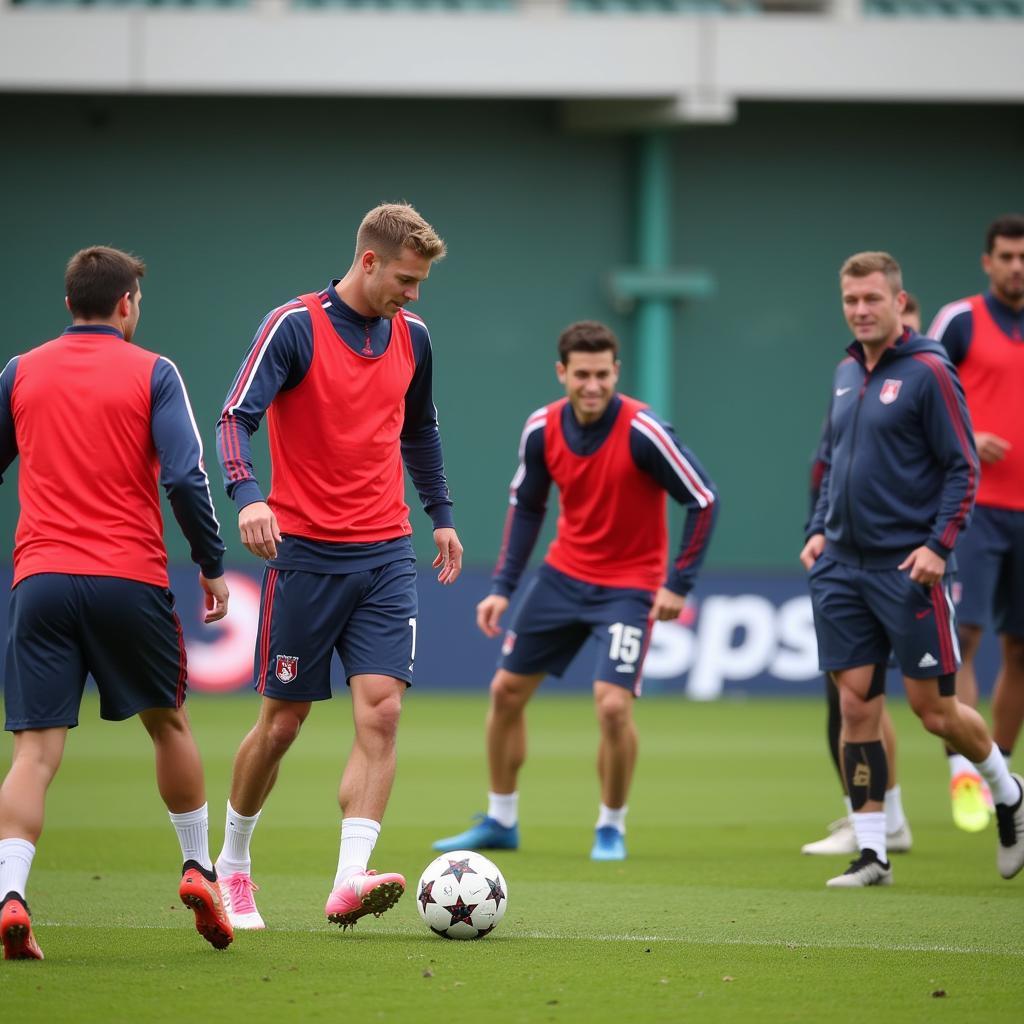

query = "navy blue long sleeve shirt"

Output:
[[216, 282, 454, 573]]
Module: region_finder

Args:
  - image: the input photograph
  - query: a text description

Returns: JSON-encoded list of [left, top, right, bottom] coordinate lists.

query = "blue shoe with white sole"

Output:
[[432, 814, 519, 853], [590, 826, 626, 861]]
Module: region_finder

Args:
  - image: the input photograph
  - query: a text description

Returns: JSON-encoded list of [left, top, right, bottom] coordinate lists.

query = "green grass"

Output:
[[2, 694, 1022, 1022]]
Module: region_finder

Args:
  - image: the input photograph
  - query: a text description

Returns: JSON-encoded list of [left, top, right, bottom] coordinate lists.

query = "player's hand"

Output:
[[898, 545, 946, 587], [650, 586, 686, 622], [199, 573, 229, 623], [432, 528, 463, 585], [476, 594, 509, 638], [239, 501, 282, 560], [800, 533, 826, 570], [975, 431, 1011, 464]]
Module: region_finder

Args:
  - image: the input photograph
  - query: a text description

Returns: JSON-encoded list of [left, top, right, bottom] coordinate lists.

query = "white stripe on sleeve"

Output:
[[927, 299, 971, 343], [509, 408, 547, 506], [633, 411, 714, 508]]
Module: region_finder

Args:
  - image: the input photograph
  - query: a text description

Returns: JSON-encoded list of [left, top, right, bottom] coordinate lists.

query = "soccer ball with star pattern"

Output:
[[416, 850, 508, 939]]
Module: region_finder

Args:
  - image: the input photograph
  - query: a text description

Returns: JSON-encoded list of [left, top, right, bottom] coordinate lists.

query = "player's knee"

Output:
[[13, 744, 61, 781], [837, 689, 872, 731], [141, 707, 190, 743], [913, 702, 951, 738], [263, 711, 304, 755], [364, 693, 403, 740], [958, 624, 984, 660], [490, 674, 530, 715], [595, 691, 631, 735]]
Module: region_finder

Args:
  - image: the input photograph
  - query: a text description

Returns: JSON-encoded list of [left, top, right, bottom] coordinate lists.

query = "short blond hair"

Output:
[[355, 202, 446, 263], [839, 251, 903, 294]]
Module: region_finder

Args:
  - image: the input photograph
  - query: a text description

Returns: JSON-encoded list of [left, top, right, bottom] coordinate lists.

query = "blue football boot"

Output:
[[590, 826, 627, 861], [432, 814, 519, 853]]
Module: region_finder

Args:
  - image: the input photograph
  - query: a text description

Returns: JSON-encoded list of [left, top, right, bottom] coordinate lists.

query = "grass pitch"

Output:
[[1, 693, 1022, 1022]]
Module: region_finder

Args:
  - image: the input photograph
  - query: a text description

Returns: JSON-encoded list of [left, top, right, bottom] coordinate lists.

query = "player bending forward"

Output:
[[214, 203, 462, 931], [434, 320, 718, 861]]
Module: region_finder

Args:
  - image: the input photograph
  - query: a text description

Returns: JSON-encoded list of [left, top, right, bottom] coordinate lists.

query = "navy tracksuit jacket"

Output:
[[808, 331, 979, 570]]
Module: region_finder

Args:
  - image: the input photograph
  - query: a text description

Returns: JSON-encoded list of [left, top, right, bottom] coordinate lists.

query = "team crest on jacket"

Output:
[[879, 379, 902, 405], [275, 655, 299, 683]]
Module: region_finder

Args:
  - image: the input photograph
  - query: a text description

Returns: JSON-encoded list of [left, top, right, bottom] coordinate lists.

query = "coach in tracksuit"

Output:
[[800, 250, 1024, 889]]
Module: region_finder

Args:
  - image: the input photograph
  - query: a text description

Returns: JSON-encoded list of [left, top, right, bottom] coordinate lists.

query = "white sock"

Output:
[[842, 796, 853, 818], [216, 802, 261, 876], [973, 744, 1021, 807], [334, 818, 380, 888], [168, 804, 212, 872], [487, 791, 519, 829], [0, 839, 35, 900], [851, 811, 887, 863], [596, 804, 627, 834], [884, 785, 906, 834], [948, 753, 976, 779]]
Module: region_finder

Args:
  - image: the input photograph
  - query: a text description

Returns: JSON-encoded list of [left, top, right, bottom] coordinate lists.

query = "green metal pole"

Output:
[[636, 131, 672, 414]]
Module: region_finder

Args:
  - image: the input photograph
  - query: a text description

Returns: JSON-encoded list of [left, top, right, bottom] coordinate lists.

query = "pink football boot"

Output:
[[325, 870, 405, 930]]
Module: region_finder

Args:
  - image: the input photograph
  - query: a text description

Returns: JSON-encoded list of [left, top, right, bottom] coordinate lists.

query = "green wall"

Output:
[[1, 96, 1022, 571]]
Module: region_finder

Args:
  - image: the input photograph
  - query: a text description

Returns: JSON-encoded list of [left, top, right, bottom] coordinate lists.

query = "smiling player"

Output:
[[433, 320, 718, 861], [802, 250, 1024, 888]]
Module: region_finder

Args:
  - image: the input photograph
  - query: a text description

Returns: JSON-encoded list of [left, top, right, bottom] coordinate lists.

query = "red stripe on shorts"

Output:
[[930, 584, 955, 675], [173, 611, 188, 707], [256, 569, 279, 693]]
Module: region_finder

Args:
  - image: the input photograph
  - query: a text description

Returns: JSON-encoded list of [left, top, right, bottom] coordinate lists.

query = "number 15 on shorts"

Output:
[[608, 622, 643, 673]]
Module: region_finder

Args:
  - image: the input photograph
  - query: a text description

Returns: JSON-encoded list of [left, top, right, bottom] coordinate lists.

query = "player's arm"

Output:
[[480, 411, 552, 637], [401, 322, 461, 583], [216, 306, 310, 559], [150, 358, 229, 622], [629, 410, 718, 621], [808, 412, 830, 528], [0, 357, 20, 483], [801, 402, 832, 569], [903, 352, 979, 584]]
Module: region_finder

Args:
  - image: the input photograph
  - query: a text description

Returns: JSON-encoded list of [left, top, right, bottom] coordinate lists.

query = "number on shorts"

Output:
[[608, 622, 643, 665]]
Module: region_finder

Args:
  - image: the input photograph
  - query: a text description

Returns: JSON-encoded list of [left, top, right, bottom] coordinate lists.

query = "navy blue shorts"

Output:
[[952, 504, 1024, 638], [255, 559, 418, 702], [4, 574, 187, 731], [499, 564, 654, 695], [808, 555, 960, 681]]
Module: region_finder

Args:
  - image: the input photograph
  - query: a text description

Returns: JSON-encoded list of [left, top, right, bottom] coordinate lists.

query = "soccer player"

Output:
[[801, 250, 1024, 888], [432, 320, 718, 861], [929, 215, 1024, 833], [214, 202, 462, 930], [800, 295, 922, 857], [0, 247, 232, 959]]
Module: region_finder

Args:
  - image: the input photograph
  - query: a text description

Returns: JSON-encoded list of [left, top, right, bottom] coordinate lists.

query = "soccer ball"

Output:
[[415, 850, 508, 939]]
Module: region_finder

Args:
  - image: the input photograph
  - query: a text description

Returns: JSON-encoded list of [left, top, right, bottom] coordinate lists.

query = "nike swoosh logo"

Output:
[[915, 609, 932, 619], [835, 387, 852, 396]]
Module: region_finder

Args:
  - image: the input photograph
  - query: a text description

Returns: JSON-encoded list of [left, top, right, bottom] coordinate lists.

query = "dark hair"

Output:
[[904, 292, 920, 315], [985, 214, 1024, 253], [557, 320, 620, 365], [65, 246, 146, 319]]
